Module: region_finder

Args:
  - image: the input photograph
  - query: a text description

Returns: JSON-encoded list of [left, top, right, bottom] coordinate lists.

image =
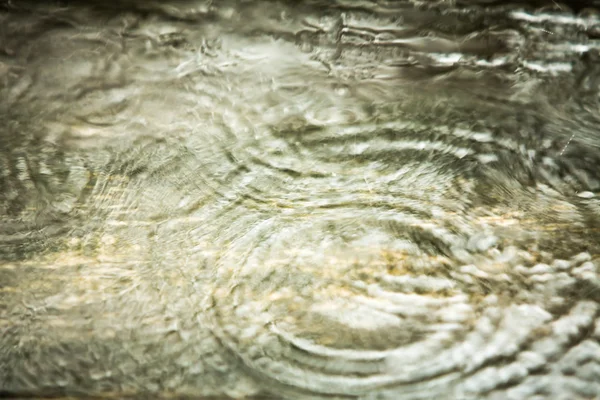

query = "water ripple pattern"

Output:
[[1, 1, 600, 399]]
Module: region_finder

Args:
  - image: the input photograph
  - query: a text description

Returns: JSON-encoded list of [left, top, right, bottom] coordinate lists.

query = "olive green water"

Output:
[[1, 1, 600, 399]]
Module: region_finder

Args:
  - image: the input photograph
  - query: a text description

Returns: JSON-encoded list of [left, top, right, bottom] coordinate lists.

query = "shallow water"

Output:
[[1, 1, 600, 399]]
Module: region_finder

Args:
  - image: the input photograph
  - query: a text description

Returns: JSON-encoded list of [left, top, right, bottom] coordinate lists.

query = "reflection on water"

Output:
[[1, 1, 600, 399]]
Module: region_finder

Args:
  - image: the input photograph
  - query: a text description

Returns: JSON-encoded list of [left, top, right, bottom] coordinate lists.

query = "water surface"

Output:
[[1, 1, 600, 399]]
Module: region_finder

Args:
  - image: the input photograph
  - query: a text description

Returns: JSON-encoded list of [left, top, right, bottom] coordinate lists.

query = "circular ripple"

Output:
[[202, 104, 598, 398], [209, 214, 470, 397]]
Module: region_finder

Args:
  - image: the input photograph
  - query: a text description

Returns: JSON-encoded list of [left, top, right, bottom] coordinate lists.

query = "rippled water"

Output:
[[1, 1, 600, 399]]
